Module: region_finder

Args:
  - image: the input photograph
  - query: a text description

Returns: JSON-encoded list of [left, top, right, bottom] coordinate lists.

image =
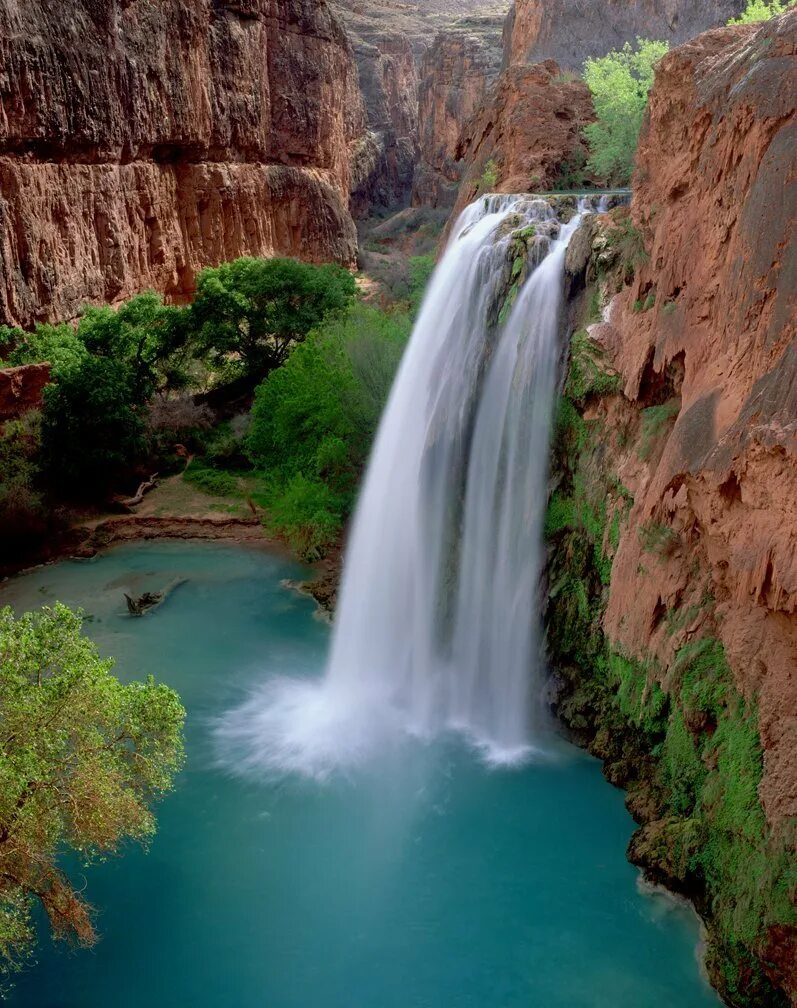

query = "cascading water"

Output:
[[218, 194, 607, 778]]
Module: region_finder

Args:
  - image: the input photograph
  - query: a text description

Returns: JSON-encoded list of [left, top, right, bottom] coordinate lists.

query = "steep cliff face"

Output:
[[446, 60, 592, 225], [504, 0, 747, 70], [546, 12, 797, 1005], [412, 18, 505, 208], [604, 10, 797, 831], [0, 0, 364, 327], [332, 2, 420, 215]]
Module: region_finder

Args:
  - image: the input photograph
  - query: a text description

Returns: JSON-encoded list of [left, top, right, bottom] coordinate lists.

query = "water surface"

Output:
[[1, 542, 720, 1008]]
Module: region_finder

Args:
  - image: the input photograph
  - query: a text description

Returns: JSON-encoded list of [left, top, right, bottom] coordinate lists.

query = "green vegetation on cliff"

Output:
[[729, 0, 794, 23], [0, 604, 185, 985], [583, 39, 669, 184], [246, 304, 411, 558], [545, 307, 797, 1008]]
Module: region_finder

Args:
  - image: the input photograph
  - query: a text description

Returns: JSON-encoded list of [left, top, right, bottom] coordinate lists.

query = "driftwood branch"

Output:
[[124, 578, 187, 617], [123, 473, 159, 508]]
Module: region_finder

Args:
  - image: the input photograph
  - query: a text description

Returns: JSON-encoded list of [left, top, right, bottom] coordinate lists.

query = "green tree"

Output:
[[246, 303, 410, 557], [0, 604, 184, 980], [0, 324, 86, 374], [0, 412, 45, 559], [728, 0, 793, 22], [77, 293, 193, 398], [191, 257, 357, 382], [41, 356, 146, 494], [583, 38, 669, 185]]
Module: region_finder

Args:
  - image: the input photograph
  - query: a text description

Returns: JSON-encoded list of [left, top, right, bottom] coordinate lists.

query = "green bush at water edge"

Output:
[[245, 302, 412, 559]]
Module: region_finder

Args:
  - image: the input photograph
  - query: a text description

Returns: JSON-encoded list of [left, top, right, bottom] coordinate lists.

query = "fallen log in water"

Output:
[[124, 577, 187, 616]]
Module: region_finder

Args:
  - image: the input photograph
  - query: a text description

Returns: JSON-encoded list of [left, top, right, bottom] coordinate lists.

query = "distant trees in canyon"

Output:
[[582, 38, 669, 185]]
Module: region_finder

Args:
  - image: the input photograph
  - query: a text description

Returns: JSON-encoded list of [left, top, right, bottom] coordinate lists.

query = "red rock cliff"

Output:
[[412, 20, 505, 208], [445, 58, 592, 227], [601, 10, 797, 834], [0, 0, 365, 327]]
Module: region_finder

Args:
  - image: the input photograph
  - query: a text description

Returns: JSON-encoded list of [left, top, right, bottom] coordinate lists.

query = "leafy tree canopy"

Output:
[[0, 324, 86, 375], [191, 257, 357, 381], [246, 302, 410, 558], [77, 293, 192, 399], [583, 38, 669, 185], [0, 604, 184, 981], [40, 355, 147, 493], [728, 0, 794, 22]]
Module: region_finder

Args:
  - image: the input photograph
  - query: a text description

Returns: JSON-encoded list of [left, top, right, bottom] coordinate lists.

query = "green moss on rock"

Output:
[[545, 310, 796, 1008]]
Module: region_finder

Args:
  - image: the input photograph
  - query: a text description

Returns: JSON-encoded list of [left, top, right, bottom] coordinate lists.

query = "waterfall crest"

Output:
[[218, 195, 604, 778]]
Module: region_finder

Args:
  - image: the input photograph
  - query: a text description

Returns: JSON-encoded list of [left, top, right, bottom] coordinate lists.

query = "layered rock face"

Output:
[[332, 2, 420, 215], [546, 12, 796, 1004], [446, 60, 592, 226], [0, 0, 365, 327], [412, 18, 505, 208], [605, 10, 797, 834], [504, 0, 747, 71]]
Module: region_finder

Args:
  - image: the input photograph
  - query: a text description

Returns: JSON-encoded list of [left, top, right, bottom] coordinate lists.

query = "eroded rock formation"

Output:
[[412, 18, 505, 208], [332, 2, 421, 215], [0, 0, 365, 327], [0, 363, 50, 421], [504, 0, 747, 71], [605, 11, 797, 831], [546, 12, 796, 1004], [446, 59, 593, 226]]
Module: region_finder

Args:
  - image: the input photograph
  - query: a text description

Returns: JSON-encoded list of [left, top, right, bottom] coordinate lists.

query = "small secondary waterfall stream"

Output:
[[221, 195, 603, 777]]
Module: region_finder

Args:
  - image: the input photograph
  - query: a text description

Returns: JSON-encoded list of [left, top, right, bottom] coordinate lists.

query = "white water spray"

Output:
[[218, 194, 606, 778]]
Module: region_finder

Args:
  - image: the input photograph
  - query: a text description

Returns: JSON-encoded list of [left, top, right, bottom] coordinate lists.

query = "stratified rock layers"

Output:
[[412, 22, 504, 208], [0, 0, 364, 327], [605, 12, 797, 830]]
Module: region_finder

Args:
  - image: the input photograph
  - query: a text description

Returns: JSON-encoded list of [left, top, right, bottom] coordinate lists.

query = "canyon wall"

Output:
[[331, 2, 420, 216], [604, 8, 797, 833], [445, 60, 592, 227], [412, 17, 505, 208], [0, 0, 365, 327], [504, 0, 747, 70], [0, 363, 50, 422], [547, 11, 797, 1005]]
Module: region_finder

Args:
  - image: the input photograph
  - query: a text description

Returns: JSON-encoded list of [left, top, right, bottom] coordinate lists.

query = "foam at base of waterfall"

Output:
[[218, 194, 608, 780], [214, 677, 405, 780], [215, 677, 545, 780]]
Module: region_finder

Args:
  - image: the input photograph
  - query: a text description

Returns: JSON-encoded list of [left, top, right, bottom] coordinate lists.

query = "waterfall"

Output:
[[218, 194, 605, 778]]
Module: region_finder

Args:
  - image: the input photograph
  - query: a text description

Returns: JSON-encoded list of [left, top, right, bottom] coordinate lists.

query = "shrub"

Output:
[[0, 412, 46, 555], [41, 356, 146, 494], [583, 39, 669, 185], [246, 302, 410, 555], [183, 459, 240, 497], [476, 159, 499, 194], [408, 255, 435, 317]]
